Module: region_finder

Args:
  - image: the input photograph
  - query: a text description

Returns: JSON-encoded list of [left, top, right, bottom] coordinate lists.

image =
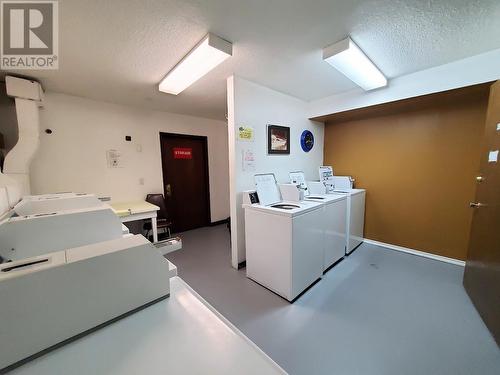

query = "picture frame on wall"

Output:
[[267, 125, 290, 155]]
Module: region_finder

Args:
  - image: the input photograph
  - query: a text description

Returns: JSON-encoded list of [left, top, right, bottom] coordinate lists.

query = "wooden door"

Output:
[[160, 133, 211, 233], [463, 81, 500, 344]]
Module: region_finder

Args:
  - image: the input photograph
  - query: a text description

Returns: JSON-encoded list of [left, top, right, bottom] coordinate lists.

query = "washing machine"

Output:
[[310, 167, 366, 255], [243, 173, 324, 302], [288, 172, 347, 271]]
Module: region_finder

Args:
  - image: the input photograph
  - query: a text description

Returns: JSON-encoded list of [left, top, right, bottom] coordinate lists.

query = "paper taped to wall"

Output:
[[237, 126, 254, 142], [106, 149, 122, 168], [242, 149, 255, 172], [488, 150, 498, 163]]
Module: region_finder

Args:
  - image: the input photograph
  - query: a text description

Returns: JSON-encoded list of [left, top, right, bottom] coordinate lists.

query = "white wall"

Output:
[[227, 76, 324, 267], [309, 47, 500, 118], [30, 92, 230, 222]]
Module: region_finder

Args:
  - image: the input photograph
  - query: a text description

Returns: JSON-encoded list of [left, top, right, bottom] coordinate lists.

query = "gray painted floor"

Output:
[[166, 225, 500, 375]]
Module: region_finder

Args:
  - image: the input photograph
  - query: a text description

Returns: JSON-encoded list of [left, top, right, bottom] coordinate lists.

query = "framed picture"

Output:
[[267, 125, 290, 154]]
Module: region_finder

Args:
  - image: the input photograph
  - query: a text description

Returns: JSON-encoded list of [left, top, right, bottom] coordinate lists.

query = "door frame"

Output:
[[159, 132, 212, 228]]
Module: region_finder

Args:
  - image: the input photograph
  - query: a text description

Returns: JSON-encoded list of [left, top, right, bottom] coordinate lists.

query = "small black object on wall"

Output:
[[249, 191, 259, 204]]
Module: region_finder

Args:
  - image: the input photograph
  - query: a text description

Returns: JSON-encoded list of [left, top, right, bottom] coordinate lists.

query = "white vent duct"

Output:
[[2, 76, 43, 197]]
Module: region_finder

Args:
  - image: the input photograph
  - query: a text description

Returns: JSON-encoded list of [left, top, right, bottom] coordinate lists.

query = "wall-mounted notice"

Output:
[[242, 148, 256, 172], [237, 126, 254, 142], [173, 147, 193, 159], [488, 150, 498, 163], [106, 149, 122, 168]]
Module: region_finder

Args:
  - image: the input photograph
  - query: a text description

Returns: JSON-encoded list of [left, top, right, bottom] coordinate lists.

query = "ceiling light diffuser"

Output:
[[323, 37, 387, 91], [159, 33, 232, 95]]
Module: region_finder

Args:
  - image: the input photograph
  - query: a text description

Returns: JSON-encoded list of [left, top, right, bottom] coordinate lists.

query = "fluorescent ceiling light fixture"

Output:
[[159, 33, 232, 95], [323, 37, 387, 91]]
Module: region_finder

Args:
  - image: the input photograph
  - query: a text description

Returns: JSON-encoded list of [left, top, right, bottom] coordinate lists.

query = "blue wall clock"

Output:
[[300, 130, 314, 152]]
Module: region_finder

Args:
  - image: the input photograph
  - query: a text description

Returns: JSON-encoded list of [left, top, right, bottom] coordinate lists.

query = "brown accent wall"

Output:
[[323, 86, 490, 260]]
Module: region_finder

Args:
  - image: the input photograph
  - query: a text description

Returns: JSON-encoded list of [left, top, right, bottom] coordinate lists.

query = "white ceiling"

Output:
[[4, 0, 500, 120]]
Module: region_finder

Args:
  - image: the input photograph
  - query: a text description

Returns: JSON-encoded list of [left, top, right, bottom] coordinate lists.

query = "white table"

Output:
[[110, 201, 160, 242], [8, 277, 286, 375]]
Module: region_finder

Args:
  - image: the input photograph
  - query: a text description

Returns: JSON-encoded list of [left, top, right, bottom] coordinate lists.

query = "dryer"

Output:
[[243, 173, 323, 301]]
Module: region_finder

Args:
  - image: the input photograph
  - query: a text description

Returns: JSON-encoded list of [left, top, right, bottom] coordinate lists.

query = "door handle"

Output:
[[166, 184, 172, 198], [469, 202, 487, 208], [475, 176, 484, 183]]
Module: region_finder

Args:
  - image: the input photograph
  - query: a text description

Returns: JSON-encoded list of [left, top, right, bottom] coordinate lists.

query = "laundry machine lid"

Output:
[[244, 200, 322, 217], [254, 173, 281, 206], [333, 188, 365, 195], [305, 193, 346, 203], [270, 203, 301, 210]]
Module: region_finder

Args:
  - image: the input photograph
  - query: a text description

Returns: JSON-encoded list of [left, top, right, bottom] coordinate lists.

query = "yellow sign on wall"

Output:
[[237, 126, 254, 141]]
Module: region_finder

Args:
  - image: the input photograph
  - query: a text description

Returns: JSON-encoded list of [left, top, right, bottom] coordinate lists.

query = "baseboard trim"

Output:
[[363, 238, 466, 267], [209, 218, 229, 226]]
